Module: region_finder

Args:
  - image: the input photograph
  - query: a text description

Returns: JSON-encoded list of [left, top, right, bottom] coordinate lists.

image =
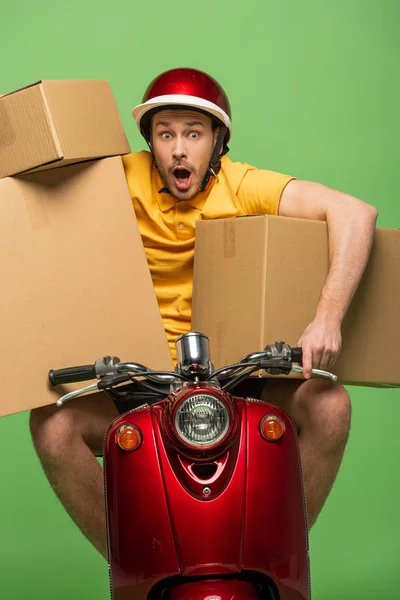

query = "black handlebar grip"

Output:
[[291, 347, 303, 364], [48, 365, 97, 386]]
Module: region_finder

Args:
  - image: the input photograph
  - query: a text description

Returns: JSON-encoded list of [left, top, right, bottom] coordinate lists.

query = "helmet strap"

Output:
[[199, 125, 228, 192]]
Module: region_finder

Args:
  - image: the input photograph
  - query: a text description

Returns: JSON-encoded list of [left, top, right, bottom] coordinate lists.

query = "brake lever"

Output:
[[291, 365, 338, 382], [56, 382, 100, 407], [257, 357, 338, 383]]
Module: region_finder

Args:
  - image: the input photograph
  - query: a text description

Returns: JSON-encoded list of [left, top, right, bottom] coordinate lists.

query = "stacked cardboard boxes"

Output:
[[0, 81, 173, 417], [2, 81, 398, 417]]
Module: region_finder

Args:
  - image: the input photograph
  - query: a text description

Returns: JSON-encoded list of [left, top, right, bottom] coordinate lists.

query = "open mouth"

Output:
[[172, 167, 192, 191]]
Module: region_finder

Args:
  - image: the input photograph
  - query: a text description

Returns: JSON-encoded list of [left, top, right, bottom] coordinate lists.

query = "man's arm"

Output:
[[279, 180, 378, 378]]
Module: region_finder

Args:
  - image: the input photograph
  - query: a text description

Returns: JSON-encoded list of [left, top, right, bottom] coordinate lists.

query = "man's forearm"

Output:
[[279, 179, 379, 372], [315, 202, 378, 325]]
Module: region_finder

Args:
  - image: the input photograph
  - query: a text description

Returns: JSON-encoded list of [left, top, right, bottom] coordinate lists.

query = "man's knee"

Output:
[[30, 394, 118, 457], [30, 404, 75, 454], [297, 379, 352, 445]]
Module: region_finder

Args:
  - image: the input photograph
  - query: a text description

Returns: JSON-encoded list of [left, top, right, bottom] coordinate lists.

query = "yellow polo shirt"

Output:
[[122, 151, 294, 360]]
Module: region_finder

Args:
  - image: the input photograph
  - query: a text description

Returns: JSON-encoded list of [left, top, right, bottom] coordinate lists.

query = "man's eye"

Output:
[[189, 132, 199, 139], [161, 132, 171, 140]]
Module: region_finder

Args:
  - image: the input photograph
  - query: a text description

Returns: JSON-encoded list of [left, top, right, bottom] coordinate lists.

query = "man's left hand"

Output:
[[297, 317, 342, 379]]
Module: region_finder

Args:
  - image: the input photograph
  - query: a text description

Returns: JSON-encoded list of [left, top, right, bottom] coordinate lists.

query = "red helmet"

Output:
[[132, 68, 232, 145]]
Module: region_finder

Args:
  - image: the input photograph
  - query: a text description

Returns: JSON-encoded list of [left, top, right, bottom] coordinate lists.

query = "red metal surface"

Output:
[[104, 390, 310, 599], [173, 451, 235, 499], [104, 405, 181, 598], [242, 400, 310, 599], [152, 397, 246, 576], [168, 578, 261, 600]]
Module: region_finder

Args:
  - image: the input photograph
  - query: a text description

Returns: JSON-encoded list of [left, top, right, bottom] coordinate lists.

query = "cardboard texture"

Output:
[[0, 80, 130, 179], [0, 157, 173, 418], [192, 215, 400, 386]]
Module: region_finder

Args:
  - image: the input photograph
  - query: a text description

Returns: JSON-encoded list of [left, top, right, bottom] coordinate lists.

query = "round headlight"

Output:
[[175, 393, 230, 448]]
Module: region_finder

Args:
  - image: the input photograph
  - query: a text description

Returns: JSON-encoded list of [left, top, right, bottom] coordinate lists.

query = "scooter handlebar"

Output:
[[291, 347, 303, 364], [49, 365, 97, 386], [50, 341, 336, 408]]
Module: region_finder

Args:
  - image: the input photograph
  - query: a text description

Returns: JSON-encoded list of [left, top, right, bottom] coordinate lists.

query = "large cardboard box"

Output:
[[0, 80, 130, 179], [192, 215, 400, 386], [0, 156, 172, 418]]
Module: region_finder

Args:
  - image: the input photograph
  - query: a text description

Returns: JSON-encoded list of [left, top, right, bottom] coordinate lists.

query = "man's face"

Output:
[[151, 109, 218, 201]]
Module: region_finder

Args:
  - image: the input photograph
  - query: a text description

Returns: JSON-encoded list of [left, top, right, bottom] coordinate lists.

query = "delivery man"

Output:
[[30, 68, 378, 559]]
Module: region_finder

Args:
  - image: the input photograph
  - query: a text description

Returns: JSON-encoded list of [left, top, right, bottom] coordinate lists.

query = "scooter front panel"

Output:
[[242, 400, 310, 599], [104, 406, 181, 595], [153, 401, 247, 577]]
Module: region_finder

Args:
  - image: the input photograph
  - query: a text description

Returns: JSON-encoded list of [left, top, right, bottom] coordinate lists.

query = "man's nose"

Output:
[[172, 136, 187, 160]]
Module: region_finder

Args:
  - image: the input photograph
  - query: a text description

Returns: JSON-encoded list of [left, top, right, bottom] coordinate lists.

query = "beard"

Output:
[[157, 157, 211, 201]]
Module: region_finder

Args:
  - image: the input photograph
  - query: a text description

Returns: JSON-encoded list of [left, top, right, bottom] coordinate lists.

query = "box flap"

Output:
[[4, 80, 43, 96]]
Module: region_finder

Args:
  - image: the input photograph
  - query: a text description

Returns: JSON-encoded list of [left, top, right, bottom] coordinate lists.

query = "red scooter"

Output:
[[49, 332, 337, 599]]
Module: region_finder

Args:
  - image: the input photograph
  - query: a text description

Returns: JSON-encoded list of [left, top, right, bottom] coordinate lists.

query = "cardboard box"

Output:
[[0, 80, 130, 179], [192, 215, 400, 386], [0, 157, 172, 418]]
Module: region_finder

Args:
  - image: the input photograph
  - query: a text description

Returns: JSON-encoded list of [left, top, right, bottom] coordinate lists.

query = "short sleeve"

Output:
[[237, 167, 295, 216]]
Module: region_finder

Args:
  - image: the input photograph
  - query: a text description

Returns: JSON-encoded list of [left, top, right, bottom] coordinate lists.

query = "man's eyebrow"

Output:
[[154, 120, 206, 128]]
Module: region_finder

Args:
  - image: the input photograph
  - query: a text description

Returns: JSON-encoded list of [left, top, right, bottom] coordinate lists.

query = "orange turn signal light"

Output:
[[260, 415, 285, 441], [117, 425, 142, 451]]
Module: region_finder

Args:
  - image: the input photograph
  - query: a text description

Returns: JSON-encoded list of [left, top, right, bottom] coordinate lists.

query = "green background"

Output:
[[0, 0, 399, 598]]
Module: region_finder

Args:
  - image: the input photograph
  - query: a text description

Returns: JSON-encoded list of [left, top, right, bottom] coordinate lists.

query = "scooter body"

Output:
[[50, 333, 332, 599], [104, 383, 310, 599]]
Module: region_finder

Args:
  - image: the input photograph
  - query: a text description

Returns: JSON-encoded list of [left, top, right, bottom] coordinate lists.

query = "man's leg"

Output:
[[262, 378, 351, 528], [30, 392, 119, 559]]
